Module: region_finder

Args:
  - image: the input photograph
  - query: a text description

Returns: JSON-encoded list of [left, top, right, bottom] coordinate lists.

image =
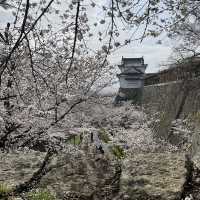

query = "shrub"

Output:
[[67, 135, 82, 145], [189, 111, 200, 124], [0, 182, 12, 197], [27, 189, 55, 200], [98, 128, 111, 143], [111, 145, 126, 159]]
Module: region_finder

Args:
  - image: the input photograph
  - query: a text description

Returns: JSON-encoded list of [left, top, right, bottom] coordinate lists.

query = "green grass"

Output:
[[27, 189, 55, 200]]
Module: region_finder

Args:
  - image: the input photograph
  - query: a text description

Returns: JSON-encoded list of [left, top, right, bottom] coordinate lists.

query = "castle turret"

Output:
[[116, 57, 147, 104]]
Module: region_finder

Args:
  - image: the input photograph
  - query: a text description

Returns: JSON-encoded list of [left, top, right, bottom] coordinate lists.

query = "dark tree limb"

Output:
[[2, 149, 55, 198], [140, 0, 150, 42], [0, 95, 16, 101], [0, 123, 22, 150], [50, 98, 85, 126], [65, 0, 80, 85]]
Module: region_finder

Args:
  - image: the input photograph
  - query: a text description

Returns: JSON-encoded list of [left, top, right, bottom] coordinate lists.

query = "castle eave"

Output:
[[117, 73, 144, 77]]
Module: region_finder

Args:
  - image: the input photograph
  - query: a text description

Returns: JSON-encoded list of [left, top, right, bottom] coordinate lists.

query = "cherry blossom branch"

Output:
[[0, 0, 55, 80], [0, 0, 30, 79]]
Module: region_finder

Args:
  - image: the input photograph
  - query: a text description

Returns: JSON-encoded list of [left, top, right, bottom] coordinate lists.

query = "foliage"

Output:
[[188, 111, 200, 126], [0, 182, 12, 197], [27, 189, 55, 200], [98, 128, 111, 143], [67, 135, 82, 145], [111, 145, 126, 159]]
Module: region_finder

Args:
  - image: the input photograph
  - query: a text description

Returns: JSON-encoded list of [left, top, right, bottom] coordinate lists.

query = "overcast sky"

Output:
[[109, 41, 172, 73]]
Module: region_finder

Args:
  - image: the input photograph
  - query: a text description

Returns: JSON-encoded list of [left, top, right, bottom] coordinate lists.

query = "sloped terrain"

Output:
[[0, 98, 197, 200]]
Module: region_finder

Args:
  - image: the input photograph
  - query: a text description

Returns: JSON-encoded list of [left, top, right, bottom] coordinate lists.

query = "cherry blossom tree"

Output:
[[0, 0, 197, 150]]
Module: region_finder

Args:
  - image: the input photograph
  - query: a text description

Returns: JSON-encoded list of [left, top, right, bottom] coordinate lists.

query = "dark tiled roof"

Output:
[[145, 73, 158, 79], [122, 57, 144, 62], [119, 72, 144, 76], [118, 64, 147, 68], [117, 73, 145, 80]]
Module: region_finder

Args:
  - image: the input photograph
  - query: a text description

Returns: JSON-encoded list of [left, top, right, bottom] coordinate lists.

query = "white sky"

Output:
[[109, 42, 172, 73]]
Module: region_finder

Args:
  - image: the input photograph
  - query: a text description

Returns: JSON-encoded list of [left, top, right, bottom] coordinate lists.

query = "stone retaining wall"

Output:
[[143, 78, 200, 118], [143, 78, 200, 166]]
